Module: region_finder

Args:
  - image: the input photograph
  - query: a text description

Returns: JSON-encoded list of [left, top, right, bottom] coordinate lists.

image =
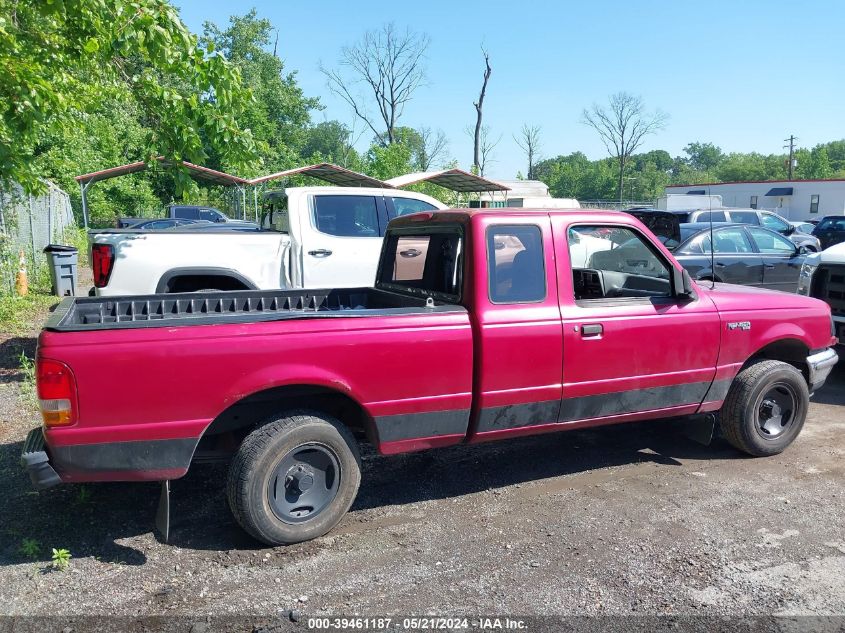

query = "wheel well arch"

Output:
[[745, 337, 811, 381], [199, 384, 378, 449], [156, 267, 256, 293]]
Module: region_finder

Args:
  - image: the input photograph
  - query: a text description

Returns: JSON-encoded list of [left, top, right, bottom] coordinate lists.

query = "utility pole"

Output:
[[784, 135, 798, 179]]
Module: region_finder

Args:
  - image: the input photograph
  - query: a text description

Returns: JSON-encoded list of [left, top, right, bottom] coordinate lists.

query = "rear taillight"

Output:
[[91, 243, 114, 288], [37, 359, 78, 427]]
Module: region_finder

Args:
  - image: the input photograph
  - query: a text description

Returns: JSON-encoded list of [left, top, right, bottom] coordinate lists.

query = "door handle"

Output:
[[308, 249, 333, 258], [715, 262, 726, 267], [399, 248, 421, 258], [580, 324, 603, 337], [764, 263, 775, 268]]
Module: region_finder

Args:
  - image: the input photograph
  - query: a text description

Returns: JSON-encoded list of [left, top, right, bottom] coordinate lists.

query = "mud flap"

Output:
[[684, 414, 716, 446], [155, 480, 170, 543]]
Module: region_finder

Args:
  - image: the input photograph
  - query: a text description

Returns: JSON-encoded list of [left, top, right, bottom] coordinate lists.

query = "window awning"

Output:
[[385, 169, 509, 193], [686, 190, 706, 195], [764, 187, 793, 196], [248, 163, 392, 188]]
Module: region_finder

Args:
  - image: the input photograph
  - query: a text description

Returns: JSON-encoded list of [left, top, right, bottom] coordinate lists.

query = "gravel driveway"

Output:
[[1, 303, 843, 627]]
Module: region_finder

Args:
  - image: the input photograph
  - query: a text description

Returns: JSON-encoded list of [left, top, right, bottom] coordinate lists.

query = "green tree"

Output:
[[301, 121, 361, 169], [683, 142, 724, 171], [202, 10, 319, 174], [0, 0, 259, 193]]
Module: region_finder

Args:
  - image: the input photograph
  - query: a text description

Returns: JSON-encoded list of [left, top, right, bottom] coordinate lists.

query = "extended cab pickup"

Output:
[[90, 186, 446, 295], [24, 209, 838, 545]]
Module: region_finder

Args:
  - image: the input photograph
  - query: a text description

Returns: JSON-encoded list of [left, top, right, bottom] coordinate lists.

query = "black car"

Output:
[[812, 216, 845, 250], [128, 218, 208, 230], [671, 223, 811, 292]]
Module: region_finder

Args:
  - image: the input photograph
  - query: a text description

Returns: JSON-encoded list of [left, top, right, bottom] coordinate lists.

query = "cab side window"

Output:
[[487, 225, 545, 303], [568, 226, 672, 301], [313, 195, 380, 237], [390, 197, 438, 218]]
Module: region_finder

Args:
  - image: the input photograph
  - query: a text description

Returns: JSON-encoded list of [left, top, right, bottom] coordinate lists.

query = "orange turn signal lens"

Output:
[[39, 398, 74, 426]]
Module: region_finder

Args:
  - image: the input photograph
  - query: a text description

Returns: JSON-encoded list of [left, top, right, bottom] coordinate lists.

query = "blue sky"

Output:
[[173, 0, 844, 179]]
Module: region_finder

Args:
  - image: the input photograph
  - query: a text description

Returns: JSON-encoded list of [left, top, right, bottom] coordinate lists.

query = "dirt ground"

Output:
[[1, 292, 843, 624]]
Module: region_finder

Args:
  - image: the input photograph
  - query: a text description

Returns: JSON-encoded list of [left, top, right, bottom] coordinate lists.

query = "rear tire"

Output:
[[227, 410, 361, 545], [719, 360, 809, 456]]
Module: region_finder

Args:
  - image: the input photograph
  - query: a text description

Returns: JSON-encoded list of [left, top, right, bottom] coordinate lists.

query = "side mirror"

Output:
[[673, 267, 697, 301], [798, 245, 810, 255], [784, 225, 796, 235]]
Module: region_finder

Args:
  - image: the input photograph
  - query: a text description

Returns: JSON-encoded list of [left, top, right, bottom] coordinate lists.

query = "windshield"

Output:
[[377, 227, 463, 302]]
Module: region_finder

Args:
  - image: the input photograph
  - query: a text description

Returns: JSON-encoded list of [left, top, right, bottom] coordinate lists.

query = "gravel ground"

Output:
[[0, 292, 843, 624]]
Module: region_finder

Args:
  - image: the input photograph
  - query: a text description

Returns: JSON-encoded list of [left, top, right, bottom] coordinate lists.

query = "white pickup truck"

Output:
[[799, 242, 845, 342], [89, 186, 446, 295]]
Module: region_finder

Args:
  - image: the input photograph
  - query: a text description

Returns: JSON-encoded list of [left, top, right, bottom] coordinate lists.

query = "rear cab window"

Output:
[[172, 206, 200, 220], [377, 225, 463, 302]]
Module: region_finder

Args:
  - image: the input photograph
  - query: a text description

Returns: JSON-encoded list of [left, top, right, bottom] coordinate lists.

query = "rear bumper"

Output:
[[20, 428, 62, 490], [21, 427, 198, 486], [807, 348, 839, 392]]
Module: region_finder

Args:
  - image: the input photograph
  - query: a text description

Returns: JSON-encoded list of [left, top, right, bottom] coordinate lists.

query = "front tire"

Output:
[[719, 360, 809, 456], [227, 410, 361, 545]]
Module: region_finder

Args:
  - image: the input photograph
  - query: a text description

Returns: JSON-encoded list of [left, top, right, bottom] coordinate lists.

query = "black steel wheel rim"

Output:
[[755, 382, 798, 439], [268, 443, 341, 524]]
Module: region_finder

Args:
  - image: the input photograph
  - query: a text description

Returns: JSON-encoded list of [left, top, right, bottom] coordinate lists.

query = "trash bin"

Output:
[[43, 244, 79, 297]]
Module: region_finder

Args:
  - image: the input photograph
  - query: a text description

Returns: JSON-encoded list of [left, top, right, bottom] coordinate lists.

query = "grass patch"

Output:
[[0, 293, 58, 336]]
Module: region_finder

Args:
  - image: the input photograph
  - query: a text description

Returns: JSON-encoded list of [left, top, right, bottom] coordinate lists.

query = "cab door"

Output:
[[468, 215, 564, 440], [554, 217, 721, 425], [301, 193, 387, 288]]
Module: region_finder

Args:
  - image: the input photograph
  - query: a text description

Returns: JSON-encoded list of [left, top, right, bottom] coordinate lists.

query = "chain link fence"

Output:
[[0, 180, 76, 293]]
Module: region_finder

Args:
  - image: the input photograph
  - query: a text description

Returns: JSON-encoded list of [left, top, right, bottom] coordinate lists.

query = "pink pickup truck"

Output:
[[23, 209, 838, 545]]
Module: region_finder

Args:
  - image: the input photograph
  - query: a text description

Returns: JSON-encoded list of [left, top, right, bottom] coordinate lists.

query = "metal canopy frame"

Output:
[[74, 158, 249, 228], [385, 169, 510, 193], [247, 163, 393, 189]]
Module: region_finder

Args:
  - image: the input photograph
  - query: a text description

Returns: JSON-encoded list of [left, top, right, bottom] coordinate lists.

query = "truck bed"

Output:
[[46, 288, 464, 331]]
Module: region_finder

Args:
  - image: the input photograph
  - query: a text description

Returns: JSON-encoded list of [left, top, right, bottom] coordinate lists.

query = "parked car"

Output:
[[174, 220, 262, 231], [811, 216, 845, 250], [89, 186, 446, 295], [790, 221, 817, 235], [638, 208, 822, 252], [116, 205, 231, 228], [127, 218, 209, 230], [666, 223, 811, 292], [23, 208, 838, 545]]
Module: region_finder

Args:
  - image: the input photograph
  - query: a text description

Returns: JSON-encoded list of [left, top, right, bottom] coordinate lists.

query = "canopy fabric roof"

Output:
[[75, 157, 248, 187], [248, 163, 392, 188], [385, 169, 510, 193], [764, 187, 794, 196]]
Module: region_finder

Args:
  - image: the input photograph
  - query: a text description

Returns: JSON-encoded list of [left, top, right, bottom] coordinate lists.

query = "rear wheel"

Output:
[[719, 360, 809, 456], [227, 410, 361, 545]]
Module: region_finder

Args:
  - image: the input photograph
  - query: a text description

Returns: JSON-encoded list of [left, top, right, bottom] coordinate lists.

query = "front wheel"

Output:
[[227, 411, 361, 545], [719, 360, 809, 456]]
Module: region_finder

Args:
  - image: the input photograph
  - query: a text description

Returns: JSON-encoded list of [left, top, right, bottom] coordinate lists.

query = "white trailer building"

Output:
[[665, 179, 845, 221]]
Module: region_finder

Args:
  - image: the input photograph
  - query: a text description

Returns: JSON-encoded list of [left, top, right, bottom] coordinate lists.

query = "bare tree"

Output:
[[321, 23, 429, 146], [465, 124, 502, 175], [582, 92, 668, 202], [417, 127, 448, 171], [514, 124, 542, 179], [472, 48, 492, 173]]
